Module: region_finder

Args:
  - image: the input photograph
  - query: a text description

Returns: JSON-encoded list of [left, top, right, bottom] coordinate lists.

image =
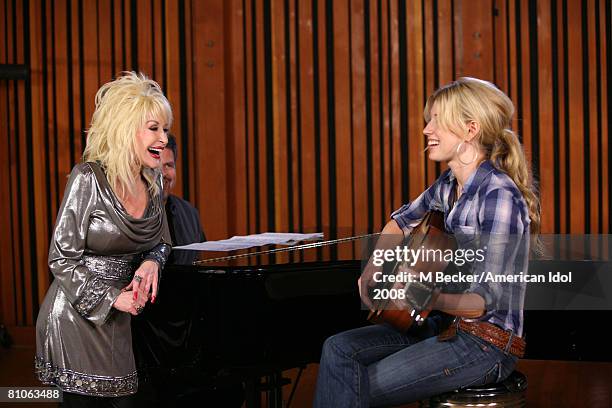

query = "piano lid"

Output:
[[168, 229, 379, 268]]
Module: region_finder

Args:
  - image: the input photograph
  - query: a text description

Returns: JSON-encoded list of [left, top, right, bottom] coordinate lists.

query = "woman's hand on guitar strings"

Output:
[[358, 261, 378, 311], [360, 219, 407, 311], [388, 280, 411, 311], [390, 264, 420, 310]]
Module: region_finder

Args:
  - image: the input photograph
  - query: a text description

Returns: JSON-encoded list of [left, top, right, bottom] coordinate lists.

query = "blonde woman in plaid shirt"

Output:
[[315, 77, 540, 408]]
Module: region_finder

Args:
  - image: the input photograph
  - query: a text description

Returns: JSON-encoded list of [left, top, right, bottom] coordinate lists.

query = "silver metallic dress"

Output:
[[35, 162, 171, 397]]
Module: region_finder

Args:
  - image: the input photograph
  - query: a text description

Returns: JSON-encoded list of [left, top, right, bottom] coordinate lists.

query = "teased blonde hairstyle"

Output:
[[424, 77, 541, 237], [82, 71, 172, 197]]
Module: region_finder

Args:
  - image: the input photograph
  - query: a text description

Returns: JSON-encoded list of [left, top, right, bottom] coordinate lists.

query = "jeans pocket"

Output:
[[463, 362, 501, 388]]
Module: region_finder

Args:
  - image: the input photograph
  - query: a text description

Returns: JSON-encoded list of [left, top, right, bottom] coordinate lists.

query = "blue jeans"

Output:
[[314, 322, 517, 407]]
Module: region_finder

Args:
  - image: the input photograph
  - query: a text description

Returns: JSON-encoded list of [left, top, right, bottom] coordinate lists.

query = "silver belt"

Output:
[[81, 254, 140, 282]]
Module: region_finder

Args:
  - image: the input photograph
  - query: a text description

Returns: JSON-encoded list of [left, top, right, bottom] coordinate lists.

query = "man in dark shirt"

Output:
[[162, 135, 206, 245], [134, 135, 244, 407]]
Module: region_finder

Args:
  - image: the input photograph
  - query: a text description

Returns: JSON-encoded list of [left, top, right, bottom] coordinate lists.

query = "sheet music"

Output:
[[173, 232, 324, 251]]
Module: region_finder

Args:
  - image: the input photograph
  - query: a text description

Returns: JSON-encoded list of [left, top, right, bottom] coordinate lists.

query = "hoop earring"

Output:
[[456, 141, 478, 166]]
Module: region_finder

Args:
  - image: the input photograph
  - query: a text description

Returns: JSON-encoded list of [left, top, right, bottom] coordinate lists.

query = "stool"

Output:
[[420, 370, 527, 407]]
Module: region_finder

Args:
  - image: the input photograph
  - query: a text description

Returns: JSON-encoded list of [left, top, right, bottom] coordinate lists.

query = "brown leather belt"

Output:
[[439, 319, 526, 358]]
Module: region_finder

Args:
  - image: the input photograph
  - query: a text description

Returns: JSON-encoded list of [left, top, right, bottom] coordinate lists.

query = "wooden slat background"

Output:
[[0, 0, 609, 335]]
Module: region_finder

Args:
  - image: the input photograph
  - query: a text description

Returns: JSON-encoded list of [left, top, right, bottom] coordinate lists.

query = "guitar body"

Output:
[[367, 211, 455, 332]]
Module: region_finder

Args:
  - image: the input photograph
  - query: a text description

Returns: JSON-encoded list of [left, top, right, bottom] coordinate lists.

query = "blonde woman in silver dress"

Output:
[[35, 72, 172, 407]]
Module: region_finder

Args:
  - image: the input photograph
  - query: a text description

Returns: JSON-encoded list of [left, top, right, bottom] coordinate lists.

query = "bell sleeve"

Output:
[[48, 163, 122, 325]]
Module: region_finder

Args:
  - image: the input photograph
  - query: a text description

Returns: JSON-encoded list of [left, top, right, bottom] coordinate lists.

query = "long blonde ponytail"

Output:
[[491, 128, 541, 235]]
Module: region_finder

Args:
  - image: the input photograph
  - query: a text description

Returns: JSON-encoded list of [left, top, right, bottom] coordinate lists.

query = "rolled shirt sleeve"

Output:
[[391, 181, 443, 233]]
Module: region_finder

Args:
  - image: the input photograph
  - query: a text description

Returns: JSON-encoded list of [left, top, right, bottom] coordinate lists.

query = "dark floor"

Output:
[[2, 346, 611, 407]]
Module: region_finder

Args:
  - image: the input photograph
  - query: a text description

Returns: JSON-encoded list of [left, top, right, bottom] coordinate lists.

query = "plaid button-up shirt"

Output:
[[391, 160, 530, 336]]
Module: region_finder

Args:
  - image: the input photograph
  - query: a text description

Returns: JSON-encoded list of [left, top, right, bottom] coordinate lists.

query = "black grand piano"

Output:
[[132, 234, 612, 407], [132, 236, 371, 407]]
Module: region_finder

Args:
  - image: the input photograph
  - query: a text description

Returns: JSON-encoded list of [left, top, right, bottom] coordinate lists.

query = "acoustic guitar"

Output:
[[367, 211, 456, 332]]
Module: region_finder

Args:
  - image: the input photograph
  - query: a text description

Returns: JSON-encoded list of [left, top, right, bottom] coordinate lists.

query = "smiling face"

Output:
[[135, 118, 169, 169], [423, 102, 466, 164]]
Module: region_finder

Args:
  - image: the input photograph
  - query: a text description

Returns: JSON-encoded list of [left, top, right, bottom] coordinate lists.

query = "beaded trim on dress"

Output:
[[35, 356, 138, 397]]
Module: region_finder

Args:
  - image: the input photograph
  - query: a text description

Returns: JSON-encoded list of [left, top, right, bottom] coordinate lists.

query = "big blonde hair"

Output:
[[82, 71, 172, 197], [424, 77, 541, 236]]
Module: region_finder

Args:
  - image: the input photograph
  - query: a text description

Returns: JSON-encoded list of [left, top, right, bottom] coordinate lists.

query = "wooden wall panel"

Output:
[[297, 0, 316, 235], [226, 0, 248, 237], [0, 0, 609, 336], [600, 0, 609, 233], [164, 0, 183, 195], [369, 0, 382, 231], [351, 0, 369, 236], [316, 0, 329, 244], [0, 0, 12, 327], [254, 0, 269, 235], [271, 0, 287, 234], [554, 0, 568, 233], [536, 0, 555, 239], [192, 0, 229, 240], [406, 0, 425, 200], [287, 0, 299, 238], [29, 0, 48, 316], [454, 0, 494, 80], [568, 0, 586, 233], [333, 0, 353, 254]]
